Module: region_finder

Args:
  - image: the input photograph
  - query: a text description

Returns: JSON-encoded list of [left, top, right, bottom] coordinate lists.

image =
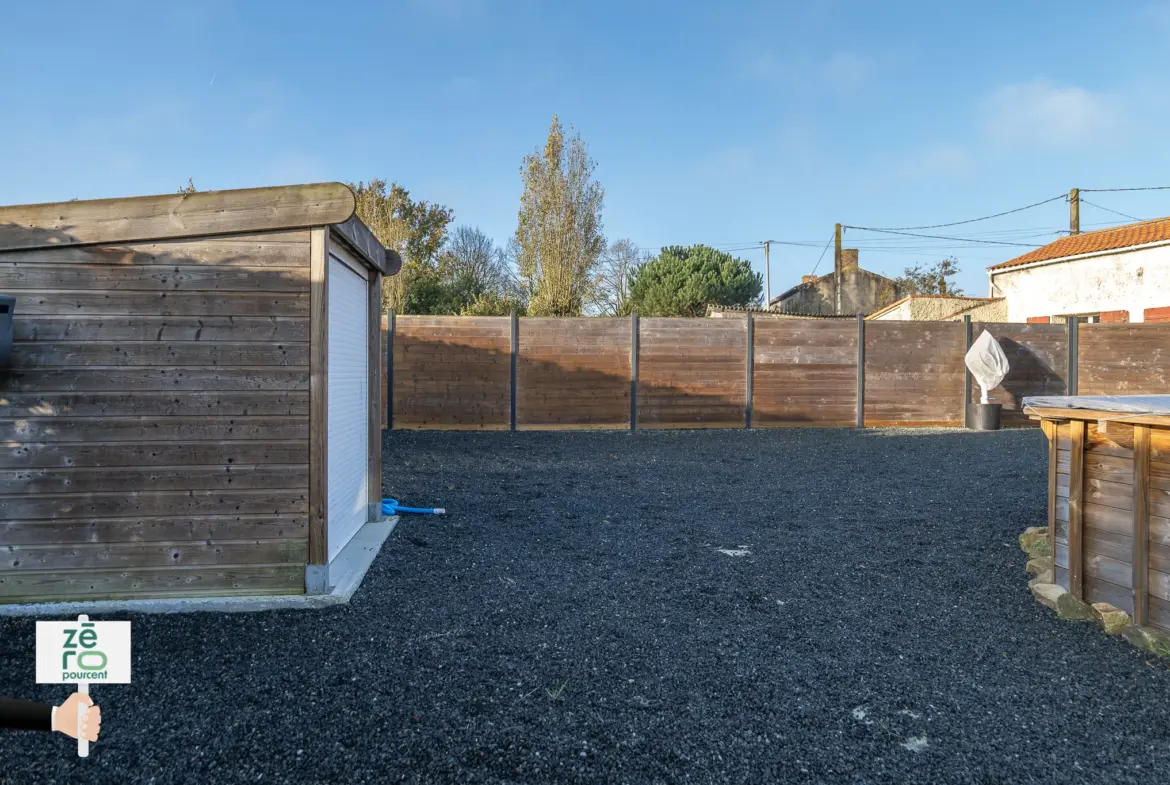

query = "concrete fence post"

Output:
[[962, 315, 972, 428], [630, 313, 639, 431], [745, 312, 755, 428], [1067, 317, 1079, 396], [856, 314, 866, 428], [510, 310, 518, 431]]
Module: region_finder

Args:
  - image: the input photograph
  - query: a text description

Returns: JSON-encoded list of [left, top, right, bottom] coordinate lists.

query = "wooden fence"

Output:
[[385, 315, 1170, 431]]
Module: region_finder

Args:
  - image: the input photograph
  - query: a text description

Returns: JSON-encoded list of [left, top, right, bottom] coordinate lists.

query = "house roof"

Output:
[[865, 294, 993, 321], [989, 216, 1170, 271], [770, 264, 896, 305], [707, 305, 854, 319], [0, 182, 400, 275]]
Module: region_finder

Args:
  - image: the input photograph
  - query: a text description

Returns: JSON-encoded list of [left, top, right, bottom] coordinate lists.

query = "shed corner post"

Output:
[[630, 313, 639, 431], [962, 315, 973, 429], [306, 226, 330, 593], [856, 313, 866, 428], [509, 309, 518, 432], [1067, 316, 1079, 396], [368, 271, 383, 522], [1133, 424, 1151, 625], [745, 311, 754, 429]]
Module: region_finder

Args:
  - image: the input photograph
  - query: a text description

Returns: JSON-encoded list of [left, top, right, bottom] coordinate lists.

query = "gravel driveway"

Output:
[[2, 427, 1169, 784]]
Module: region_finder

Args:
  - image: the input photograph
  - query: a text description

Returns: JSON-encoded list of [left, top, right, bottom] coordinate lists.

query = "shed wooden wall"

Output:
[[0, 231, 311, 601]]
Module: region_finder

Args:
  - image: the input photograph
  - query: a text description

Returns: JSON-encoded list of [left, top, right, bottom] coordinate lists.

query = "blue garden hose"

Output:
[[382, 498, 445, 516]]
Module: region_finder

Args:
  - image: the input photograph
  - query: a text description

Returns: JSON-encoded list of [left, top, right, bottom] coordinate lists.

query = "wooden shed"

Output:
[[0, 183, 398, 604]]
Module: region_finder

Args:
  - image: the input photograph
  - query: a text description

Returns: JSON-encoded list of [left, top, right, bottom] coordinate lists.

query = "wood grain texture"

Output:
[[14, 315, 309, 343], [0, 183, 354, 251], [0, 391, 308, 418], [637, 318, 747, 427], [1135, 425, 1152, 624], [307, 227, 328, 565], [753, 320, 858, 425], [1078, 324, 1170, 395], [0, 514, 307, 546], [8, 341, 307, 368], [0, 539, 307, 572], [6, 440, 307, 469], [863, 321, 965, 425], [0, 227, 315, 601], [393, 316, 512, 429], [516, 318, 631, 427], [0, 565, 304, 602]]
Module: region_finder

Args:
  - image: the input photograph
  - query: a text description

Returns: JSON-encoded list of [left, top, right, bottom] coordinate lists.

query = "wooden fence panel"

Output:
[[517, 318, 631, 429], [864, 321, 965, 426], [753, 320, 857, 426], [393, 316, 511, 429], [967, 323, 1067, 426], [637, 318, 746, 428], [1079, 324, 1170, 395]]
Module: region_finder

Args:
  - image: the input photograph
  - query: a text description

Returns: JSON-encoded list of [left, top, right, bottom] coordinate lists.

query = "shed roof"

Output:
[[989, 216, 1170, 271], [0, 182, 400, 275], [865, 294, 993, 321]]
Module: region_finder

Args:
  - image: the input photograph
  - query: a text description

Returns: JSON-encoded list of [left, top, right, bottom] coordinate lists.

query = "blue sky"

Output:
[[4, 1, 1170, 297]]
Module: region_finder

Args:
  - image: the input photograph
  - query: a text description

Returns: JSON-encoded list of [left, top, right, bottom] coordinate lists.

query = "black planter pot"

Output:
[[971, 402, 1002, 431]]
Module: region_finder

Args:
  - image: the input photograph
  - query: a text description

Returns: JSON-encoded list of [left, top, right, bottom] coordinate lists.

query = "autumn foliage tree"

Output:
[[349, 179, 455, 312], [513, 116, 605, 316]]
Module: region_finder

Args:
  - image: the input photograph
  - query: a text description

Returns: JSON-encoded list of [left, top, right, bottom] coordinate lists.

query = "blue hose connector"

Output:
[[382, 498, 445, 516]]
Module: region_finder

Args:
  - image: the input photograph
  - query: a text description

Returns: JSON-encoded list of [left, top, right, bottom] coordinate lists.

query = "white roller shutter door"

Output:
[[327, 251, 369, 562]]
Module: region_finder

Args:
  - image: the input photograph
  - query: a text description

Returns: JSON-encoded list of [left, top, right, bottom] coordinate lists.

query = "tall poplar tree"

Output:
[[513, 116, 606, 316]]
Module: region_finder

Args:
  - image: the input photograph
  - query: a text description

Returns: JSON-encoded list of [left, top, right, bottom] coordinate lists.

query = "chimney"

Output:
[[802, 275, 818, 285], [840, 249, 859, 272]]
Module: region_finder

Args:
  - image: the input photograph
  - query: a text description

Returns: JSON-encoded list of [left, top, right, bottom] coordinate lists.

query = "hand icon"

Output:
[[53, 693, 100, 743]]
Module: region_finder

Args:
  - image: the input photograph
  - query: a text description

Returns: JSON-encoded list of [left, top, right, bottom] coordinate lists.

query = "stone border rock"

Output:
[[1018, 526, 1170, 657]]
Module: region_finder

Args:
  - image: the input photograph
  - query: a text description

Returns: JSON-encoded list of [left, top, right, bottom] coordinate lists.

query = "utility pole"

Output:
[[834, 223, 843, 315], [1069, 188, 1080, 235], [763, 241, 771, 311]]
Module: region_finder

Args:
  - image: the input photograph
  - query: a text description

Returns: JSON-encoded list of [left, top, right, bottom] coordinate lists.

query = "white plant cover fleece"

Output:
[[964, 330, 1010, 404]]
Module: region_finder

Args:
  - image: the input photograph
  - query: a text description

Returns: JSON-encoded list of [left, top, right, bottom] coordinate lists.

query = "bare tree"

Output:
[[589, 238, 645, 316], [513, 115, 606, 316], [439, 226, 507, 297]]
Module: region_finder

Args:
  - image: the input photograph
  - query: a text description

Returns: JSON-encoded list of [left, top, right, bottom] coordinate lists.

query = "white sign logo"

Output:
[[36, 618, 131, 685]]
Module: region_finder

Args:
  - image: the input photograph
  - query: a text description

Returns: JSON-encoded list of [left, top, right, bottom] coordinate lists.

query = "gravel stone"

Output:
[[2, 427, 1170, 784]]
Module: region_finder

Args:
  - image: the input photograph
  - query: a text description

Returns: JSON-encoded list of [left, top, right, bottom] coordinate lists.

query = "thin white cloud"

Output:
[[981, 80, 1119, 149], [822, 52, 871, 93]]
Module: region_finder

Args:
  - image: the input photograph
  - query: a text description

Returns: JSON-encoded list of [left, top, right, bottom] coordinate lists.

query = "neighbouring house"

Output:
[[866, 294, 1001, 321], [942, 298, 1008, 322], [706, 305, 854, 319], [769, 249, 909, 316], [988, 217, 1170, 323]]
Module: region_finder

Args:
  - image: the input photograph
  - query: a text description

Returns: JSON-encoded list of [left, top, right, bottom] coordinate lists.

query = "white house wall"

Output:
[[990, 245, 1170, 322]]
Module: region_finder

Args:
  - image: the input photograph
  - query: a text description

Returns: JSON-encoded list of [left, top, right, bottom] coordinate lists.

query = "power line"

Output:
[[853, 194, 1067, 231], [1081, 186, 1170, 193], [1080, 199, 1143, 222], [842, 225, 1043, 247], [809, 231, 835, 275]]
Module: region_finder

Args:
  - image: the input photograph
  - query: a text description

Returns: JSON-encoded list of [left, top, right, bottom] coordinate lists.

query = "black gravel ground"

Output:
[[3, 427, 1170, 784]]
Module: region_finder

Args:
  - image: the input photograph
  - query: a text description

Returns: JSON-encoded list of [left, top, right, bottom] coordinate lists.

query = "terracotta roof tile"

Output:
[[989, 217, 1170, 270]]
